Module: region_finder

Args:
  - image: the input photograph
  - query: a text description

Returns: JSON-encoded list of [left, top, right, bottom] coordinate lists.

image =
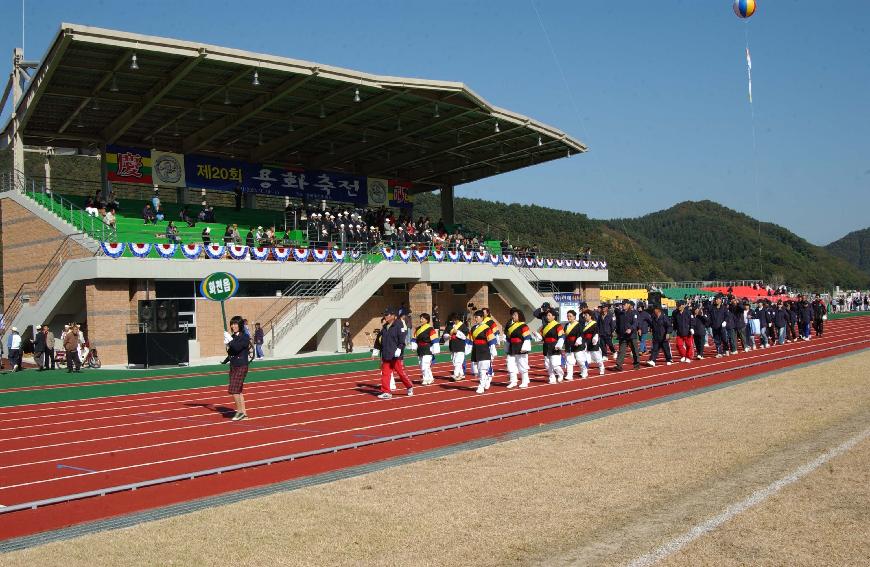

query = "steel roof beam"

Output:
[[102, 51, 206, 144]]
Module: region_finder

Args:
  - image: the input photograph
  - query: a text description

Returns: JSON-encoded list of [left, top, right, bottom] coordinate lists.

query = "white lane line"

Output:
[[626, 425, 870, 567]]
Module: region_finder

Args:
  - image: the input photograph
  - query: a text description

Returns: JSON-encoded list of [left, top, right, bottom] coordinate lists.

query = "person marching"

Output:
[[504, 308, 532, 389], [469, 310, 497, 394], [812, 296, 827, 337], [562, 309, 583, 381], [481, 307, 500, 380], [597, 304, 617, 360], [540, 308, 565, 384], [708, 296, 729, 358], [411, 313, 440, 385], [636, 302, 652, 356], [377, 308, 414, 399], [798, 297, 814, 340], [579, 309, 605, 377], [224, 315, 252, 421], [614, 299, 640, 371], [671, 301, 694, 362], [647, 305, 674, 366], [444, 313, 470, 381]]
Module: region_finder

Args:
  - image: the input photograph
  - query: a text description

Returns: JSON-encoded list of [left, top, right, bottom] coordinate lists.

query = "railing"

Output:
[[0, 170, 116, 242], [601, 280, 763, 290], [1, 232, 101, 328]]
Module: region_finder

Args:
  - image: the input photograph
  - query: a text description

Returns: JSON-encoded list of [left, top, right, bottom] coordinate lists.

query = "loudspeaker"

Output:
[[155, 299, 179, 332], [138, 300, 155, 331]]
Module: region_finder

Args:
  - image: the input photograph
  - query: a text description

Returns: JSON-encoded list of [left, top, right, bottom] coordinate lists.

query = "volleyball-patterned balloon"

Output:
[[733, 0, 757, 19]]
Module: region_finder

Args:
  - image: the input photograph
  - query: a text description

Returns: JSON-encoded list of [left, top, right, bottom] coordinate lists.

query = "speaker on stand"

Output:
[[155, 299, 179, 332], [138, 300, 155, 333]]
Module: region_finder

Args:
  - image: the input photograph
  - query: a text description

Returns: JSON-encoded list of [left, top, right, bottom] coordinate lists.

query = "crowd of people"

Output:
[[1, 323, 92, 373], [829, 293, 870, 313]]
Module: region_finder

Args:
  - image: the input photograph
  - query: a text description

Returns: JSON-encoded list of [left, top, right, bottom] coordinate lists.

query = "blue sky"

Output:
[[1, 0, 868, 244]]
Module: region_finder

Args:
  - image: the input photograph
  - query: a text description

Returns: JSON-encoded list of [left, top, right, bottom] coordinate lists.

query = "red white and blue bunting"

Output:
[[273, 246, 291, 262], [293, 248, 310, 262], [545, 258, 555, 268], [475, 250, 488, 263], [447, 250, 461, 262], [155, 243, 177, 258], [462, 250, 474, 263], [489, 254, 500, 266], [502, 253, 513, 265], [181, 243, 202, 259], [432, 249, 446, 262], [555, 258, 564, 268], [312, 248, 330, 262], [227, 245, 248, 260], [381, 247, 396, 261], [101, 242, 125, 258], [332, 249, 346, 262], [129, 242, 152, 258], [205, 244, 226, 259], [590, 260, 600, 269], [398, 249, 413, 263], [350, 249, 362, 261], [524, 257, 535, 267], [250, 246, 270, 261], [600, 260, 608, 269], [514, 256, 523, 267], [535, 257, 545, 268], [413, 248, 429, 262]]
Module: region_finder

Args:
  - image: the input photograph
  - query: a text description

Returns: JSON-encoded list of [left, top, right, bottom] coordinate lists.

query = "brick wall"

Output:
[[84, 279, 136, 364], [408, 282, 432, 318], [0, 198, 90, 310], [345, 284, 408, 349]]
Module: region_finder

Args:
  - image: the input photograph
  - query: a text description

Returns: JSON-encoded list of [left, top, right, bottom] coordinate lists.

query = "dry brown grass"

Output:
[[3, 351, 869, 567]]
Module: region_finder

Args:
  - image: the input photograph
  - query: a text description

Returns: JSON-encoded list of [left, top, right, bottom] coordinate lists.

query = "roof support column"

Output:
[[440, 185, 455, 226], [11, 48, 24, 181]]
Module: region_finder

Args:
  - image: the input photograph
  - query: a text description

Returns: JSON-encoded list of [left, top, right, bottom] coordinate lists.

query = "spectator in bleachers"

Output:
[[151, 188, 160, 211], [84, 197, 100, 217], [103, 209, 116, 230], [232, 224, 241, 244], [245, 228, 255, 248], [201, 226, 211, 246], [180, 206, 196, 228], [155, 206, 165, 222], [163, 221, 180, 244], [143, 203, 156, 224], [223, 225, 233, 245]]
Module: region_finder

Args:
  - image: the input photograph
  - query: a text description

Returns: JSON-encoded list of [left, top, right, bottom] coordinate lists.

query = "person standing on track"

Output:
[[505, 307, 532, 389], [646, 305, 674, 367], [469, 310, 497, 394], [578, 309, 605, 377], [708, 296, 729, 358], [614, 299, 640, 371], [481, 307, 500, 381], [540, 308, 565, 384], [377, 308, 414, 400], [812, 296, 827, 337], [224, 316, 251, 421], [411, 313, 440, 386], [597, 303, 617, 360], [691, 305, 708, 359]]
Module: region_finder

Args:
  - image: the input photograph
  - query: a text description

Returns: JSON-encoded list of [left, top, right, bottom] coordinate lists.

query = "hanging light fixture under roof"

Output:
[[198, 106, 205, 121], [288, 118, 295, 132], [537, 135, 543, 147], [223, 88, 231, 105], [173, 120, 180, 137], [75, 114, 84, 128], [353, 88, 361, 103], [130, 52, 139, 70], [92, 98, 100, 111], [433, 103, 440, 118], [396, 115, 402, 131], [109, 74, 119, 92], [252, 70, 260, 86], [494, 120, 500, 133], [319, 104, 326, 118], [361, 129, 367, 143]]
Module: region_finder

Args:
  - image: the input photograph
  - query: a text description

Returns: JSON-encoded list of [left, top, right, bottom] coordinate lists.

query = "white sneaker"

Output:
[[406, 388, 414, 396], [666, 361, 673, 366], [647, 361, 656, 367], [476, 384, 485, 394], [716, 354, 723, 359], [744, 348, 750, 352], [580, 371, 588, 379], [564, 375, 573, 381], [484, 378, 492, 390], [599, 366, 605, 375], [697, 355, 704, 360], [506, 381, 517, 389], [377, 392, 392, 400], [548, 377, 556, 384], [519, 381, 529, 389], [731, 351, 738, 355], [557, 376, 564, 383], [612, 353, 618, 360]]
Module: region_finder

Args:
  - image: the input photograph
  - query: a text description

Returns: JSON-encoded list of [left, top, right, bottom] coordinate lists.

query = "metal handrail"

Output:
[[601, 280, 764, 290]]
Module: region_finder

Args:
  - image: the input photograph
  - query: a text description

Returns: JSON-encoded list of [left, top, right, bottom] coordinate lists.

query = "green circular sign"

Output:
[[200, 272, 239, 301]]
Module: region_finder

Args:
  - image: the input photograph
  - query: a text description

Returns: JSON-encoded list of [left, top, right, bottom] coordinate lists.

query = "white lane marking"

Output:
[[626, 425, 870, 567]]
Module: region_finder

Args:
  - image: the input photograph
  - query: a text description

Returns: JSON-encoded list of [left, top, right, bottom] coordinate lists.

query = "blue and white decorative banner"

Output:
[[205, 244, 226, 259], [332, 249, 346, 262], [413, 248, 428, 262], [227, 245, 248, 260], [250, 246, 270, 261], [312, 248, 330, 262], [555, 258, 564, 268], [101, 242, 124, 258], [432, 249, 446, 262], [501, 253, 512, 265], [350, 249, 362, 261], [398, 249, 412, 263], [293, 248, 310, 262], [475, 250, 488, 263], [155, 243, 177, 258], [515, 256, 524, 267], [489, 254, 500, 266], [447, 249, 461, 262], [273, 246, 291, 262], [524, 257, 535, 267], [381, 247, 396, 261], [590, 260, 599, 269], [545, 258, 555, 268], [462, 250, 474, 263], [181, 243, 202, 259], [129, 242, 152, 258], [576, 259, 586, 269], [600, 260, 607, 270]]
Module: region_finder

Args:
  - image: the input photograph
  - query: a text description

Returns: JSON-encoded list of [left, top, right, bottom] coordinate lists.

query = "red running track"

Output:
[[0, 317, 867, 540]]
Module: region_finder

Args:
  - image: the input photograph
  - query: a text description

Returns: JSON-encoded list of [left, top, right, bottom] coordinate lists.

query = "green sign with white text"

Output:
[[200, 272, 239, 302]]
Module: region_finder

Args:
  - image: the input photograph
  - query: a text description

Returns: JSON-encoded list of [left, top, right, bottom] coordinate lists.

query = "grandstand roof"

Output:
[[1, 23, 587, 191]]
